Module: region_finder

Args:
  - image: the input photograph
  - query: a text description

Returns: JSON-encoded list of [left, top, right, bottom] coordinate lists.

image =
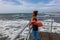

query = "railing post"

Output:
[[50, 16, 54, 33], [24, 24, 32, 40], [29, 24, 31, 40]]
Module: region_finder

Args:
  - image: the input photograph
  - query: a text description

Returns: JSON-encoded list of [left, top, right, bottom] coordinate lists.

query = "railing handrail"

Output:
[[11, 23, 29, 40], [24, 24, 32, 40]]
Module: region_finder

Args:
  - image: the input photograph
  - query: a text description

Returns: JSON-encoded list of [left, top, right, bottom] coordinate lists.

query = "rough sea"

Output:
[[0, 13, 60, 40]]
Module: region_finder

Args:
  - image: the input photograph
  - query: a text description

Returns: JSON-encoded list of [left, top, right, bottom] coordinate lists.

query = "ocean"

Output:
[[0, 13, 60, 23], [0, 13, 60, 40], [0, 13, 47, 20]]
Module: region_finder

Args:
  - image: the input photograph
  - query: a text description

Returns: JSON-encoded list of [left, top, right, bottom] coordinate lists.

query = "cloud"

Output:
[[0, 0, 60, 13], [2, 0, 21, 5], [22, 0, 53, 4]]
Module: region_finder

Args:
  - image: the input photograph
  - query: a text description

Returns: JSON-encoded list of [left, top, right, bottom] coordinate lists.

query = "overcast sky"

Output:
[[0, 0, 60, 13]]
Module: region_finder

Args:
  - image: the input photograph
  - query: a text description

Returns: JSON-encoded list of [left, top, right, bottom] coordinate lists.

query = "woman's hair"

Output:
[[33, 11, 38, 16]]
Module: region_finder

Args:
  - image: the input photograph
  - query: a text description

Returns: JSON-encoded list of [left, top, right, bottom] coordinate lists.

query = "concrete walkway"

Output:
[[32, 32, 60, 40]]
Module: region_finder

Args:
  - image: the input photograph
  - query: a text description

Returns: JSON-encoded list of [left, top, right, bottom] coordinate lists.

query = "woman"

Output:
[[29, 11, 43, 40]]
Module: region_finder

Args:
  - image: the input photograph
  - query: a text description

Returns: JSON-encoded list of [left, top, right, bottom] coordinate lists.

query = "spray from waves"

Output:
[[0, 19, 29, 40], [0, 19, 60, 40]]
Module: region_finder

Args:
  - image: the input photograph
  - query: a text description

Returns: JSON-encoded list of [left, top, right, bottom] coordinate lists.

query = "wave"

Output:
[[0, 19, 29, 40]]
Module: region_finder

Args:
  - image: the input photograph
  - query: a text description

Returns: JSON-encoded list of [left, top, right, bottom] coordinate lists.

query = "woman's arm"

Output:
[[29, 19, 36, 25]]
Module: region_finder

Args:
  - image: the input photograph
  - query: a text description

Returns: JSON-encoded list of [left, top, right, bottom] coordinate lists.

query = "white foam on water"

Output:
[[0, 19, 29, 40], [39, 19, 60, 33], [0, 19, 60, 40]]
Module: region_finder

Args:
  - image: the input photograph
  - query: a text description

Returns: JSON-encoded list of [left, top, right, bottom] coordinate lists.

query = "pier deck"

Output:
[[32, 32, 60, 40]]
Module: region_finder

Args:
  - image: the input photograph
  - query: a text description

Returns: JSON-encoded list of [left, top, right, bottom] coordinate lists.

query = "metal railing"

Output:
[[11, 20, 60, 40], [11, 23, 30, 40]]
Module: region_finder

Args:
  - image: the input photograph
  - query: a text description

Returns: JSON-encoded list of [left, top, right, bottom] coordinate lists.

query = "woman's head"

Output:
[[32, 11, 38, 17]]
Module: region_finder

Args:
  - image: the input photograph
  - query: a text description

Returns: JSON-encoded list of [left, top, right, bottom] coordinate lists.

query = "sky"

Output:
[[0, 0, 60, 13]]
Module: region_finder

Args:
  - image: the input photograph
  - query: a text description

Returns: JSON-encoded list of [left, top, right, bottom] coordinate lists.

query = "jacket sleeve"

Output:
[[29, 19, 36, 25], [37, 21, 43, 27]]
